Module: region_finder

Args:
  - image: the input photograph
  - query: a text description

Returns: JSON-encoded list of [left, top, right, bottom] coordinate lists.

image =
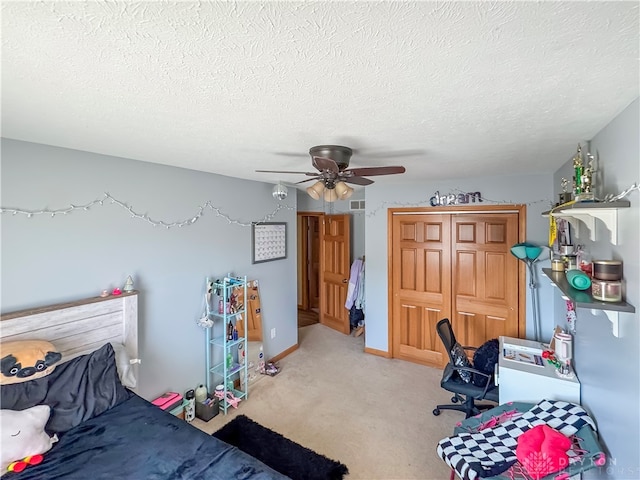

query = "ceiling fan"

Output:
[[256, 145, 406, 202]]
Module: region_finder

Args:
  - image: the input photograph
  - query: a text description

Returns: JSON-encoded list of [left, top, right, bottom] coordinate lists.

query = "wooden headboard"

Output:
[[0, 291, 139, 367]]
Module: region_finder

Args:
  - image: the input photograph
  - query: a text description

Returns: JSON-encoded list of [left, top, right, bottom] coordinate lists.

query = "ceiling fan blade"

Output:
[[255, 170, 318, 176], [295, 177, 321, 184], [273, 152, 308, 157], [345, 166, 406, 176], [352, 149, 424, 159], [343, 176, 374, 186], [312, 156, 339, 173]]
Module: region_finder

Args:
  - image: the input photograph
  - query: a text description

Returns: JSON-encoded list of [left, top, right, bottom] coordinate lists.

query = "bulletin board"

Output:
[[252, 222, 287, 263]]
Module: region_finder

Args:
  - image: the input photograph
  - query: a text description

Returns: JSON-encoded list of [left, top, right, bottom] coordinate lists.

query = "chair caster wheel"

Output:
[[432, 408, 441, 416], [451, 396, 459, 403]]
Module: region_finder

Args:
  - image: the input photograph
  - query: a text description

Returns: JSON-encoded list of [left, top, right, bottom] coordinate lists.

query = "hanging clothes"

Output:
[[345, 258, 365, 333], [345, 258, 364, 310]]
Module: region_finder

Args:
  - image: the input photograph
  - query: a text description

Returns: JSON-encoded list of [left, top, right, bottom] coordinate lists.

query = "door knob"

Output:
[[342, 279, 348, 283]]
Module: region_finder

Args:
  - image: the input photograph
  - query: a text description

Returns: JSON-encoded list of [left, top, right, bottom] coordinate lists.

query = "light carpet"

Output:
[[192, 323, 468, 479]]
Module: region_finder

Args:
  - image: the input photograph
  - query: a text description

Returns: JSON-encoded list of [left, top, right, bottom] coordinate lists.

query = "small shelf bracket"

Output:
[[591, 309, 620, 337], [551, 208, 619, 244]]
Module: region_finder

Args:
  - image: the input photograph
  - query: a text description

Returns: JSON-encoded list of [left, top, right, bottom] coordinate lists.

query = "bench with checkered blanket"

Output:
[[436, 400, 597, 480]]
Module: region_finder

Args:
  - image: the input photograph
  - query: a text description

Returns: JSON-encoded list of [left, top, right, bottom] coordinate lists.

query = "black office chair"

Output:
[[432, 318, 499, 419]]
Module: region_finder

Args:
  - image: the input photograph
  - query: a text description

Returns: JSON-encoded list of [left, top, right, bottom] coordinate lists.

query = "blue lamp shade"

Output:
[[510, 243, 543, 261]]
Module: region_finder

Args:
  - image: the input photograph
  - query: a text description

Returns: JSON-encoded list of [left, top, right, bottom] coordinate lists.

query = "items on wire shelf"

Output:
[[203, 275, 249, 415]]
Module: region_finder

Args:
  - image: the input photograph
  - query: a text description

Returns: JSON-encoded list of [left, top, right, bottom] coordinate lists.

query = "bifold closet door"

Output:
[[451, 214, 520, 346], [391, 214, 451, 367], [391, 210, 521, 368]]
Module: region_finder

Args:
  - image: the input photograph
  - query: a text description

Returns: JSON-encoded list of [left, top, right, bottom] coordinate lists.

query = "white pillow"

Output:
[[0, 405, 58, 474], [109, 342, 137, 388]]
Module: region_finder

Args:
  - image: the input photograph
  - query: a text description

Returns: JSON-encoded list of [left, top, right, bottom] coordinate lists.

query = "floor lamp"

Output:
[[510, 243, 543, 342]]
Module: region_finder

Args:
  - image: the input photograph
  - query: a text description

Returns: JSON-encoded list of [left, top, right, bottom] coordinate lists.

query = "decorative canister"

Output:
[[592, 260, 623, 281], [559, 245, 575, 255], [551, 259, 565, 272], [591, 279, 622, 302], [564, 255, 578, 271]]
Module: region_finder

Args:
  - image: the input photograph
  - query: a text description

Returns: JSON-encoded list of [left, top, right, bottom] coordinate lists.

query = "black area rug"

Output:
[[213, 414, 348, 480]]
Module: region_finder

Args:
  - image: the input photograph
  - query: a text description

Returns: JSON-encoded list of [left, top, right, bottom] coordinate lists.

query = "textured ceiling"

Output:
[[2, 1, 639, 189]]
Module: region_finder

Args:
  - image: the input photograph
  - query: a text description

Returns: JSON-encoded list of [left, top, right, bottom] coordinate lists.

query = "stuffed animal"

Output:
[[0, 405, 58, 475], [516, 424, 571, 480], [0, 340, 62, 385]]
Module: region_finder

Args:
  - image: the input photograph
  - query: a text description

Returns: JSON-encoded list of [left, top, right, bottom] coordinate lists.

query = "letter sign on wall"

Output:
[[429, 190, 483, 207]]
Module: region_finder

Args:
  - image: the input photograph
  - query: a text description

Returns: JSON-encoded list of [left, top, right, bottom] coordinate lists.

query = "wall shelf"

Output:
[[541, 201, 630, 245], [542, 268, 635, 313], [543, 268, 634, 337]]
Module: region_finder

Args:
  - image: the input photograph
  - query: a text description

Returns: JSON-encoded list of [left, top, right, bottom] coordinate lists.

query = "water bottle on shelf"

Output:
[[226, 351, 233, 369], [227, 320, 233, 340], [184, 389, 195, 422], [195, 384, 207, 404]]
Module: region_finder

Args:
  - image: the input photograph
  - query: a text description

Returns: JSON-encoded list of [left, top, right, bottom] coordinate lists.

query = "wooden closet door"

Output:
[[391, 214, 451, 367], [451, 214, 520, 347]]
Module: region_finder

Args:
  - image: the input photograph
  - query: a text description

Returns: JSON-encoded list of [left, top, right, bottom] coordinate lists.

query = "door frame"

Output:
[[386, 204, 527, 355], [297, 211, 323, 310]]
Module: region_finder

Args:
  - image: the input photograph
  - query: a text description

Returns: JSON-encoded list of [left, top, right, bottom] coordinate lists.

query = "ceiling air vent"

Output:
[[349, 200, 365, 211]]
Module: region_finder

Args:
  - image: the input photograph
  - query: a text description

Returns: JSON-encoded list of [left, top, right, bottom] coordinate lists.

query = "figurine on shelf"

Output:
[[558, 177, 572, 205], [578, 153, 596, 202], [123, 275, 134, 292], [572, 144, 584, 196]]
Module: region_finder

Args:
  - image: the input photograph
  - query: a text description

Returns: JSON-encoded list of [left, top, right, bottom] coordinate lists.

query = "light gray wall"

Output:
[[296, 188, 366, 261], [0, 139, 298, 401], [553, 98, 639, 479], [363, 173, 555, 352]]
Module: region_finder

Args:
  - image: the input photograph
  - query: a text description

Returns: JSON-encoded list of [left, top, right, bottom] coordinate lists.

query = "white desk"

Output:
[[497, 336, 580, 405]]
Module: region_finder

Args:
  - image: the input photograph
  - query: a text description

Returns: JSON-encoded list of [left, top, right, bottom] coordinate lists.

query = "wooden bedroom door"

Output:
[[319, 214, 351, 334], [390, 206, 524, 368]]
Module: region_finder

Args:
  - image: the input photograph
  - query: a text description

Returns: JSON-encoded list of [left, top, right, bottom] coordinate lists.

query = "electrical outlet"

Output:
[[270, 328, 276, 339]]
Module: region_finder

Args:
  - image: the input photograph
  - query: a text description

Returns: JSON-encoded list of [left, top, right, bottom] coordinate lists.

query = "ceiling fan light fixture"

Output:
[[323, 187, 338, 202], [335, 181, 354, 200], [258, 145, 407, 195], [307, 181, 325, 200]]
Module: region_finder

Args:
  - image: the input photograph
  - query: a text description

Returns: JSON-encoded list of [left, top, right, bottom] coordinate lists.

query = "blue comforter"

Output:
[[11, 394, 288, 480]]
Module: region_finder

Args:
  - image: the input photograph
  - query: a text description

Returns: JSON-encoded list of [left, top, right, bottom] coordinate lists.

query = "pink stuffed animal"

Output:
[[516, 424, 571, 479]]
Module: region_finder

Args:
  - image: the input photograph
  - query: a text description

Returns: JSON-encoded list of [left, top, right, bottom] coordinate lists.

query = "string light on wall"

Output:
[[4, 183, 633, 226], [0, 192, 294, 229], [603, 182, 639, 202]]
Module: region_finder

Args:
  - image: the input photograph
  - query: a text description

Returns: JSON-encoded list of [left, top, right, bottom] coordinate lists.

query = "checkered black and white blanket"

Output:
[[436, 400, 596, 480]]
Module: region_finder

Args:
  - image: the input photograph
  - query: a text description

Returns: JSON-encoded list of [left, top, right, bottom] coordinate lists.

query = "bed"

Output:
[[0, 292, 288, 480]]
